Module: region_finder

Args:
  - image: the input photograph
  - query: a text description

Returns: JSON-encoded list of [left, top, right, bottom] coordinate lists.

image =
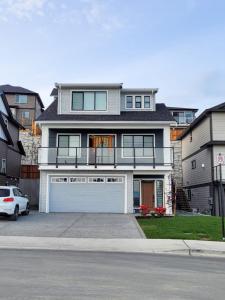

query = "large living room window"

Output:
[[72, 91, 107, 111], [58, 135, 80, 156], [122, 135, 154, 157]]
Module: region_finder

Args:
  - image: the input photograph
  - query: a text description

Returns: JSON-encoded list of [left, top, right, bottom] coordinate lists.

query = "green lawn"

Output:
[[137, 216, 225, 241]]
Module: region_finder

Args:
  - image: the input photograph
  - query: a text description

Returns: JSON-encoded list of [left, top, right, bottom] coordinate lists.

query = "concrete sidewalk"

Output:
[[0, 236, 225, 257]]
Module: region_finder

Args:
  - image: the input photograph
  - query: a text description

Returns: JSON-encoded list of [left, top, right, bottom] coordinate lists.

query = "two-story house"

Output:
[[37, 83, 175, 214], [0, 90, 25, 186], [180, 102, 225, 215], [0, 84, 44, 129]]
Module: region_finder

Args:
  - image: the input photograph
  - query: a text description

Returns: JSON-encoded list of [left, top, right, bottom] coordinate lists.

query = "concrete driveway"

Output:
[[0, 212, 144, 239]]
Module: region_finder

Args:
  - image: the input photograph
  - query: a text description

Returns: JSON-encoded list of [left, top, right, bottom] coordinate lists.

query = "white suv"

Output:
[[0, 186, 30, 221]]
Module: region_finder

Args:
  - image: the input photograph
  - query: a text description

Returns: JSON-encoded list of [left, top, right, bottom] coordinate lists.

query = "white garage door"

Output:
[[49, 176, 125, 213]]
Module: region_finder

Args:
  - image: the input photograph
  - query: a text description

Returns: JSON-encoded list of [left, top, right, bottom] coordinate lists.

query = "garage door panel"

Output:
[[49, 176, 125, 213]]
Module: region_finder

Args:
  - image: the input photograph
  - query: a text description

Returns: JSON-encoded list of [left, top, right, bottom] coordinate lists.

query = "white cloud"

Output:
[[0, 0, 48, 20]]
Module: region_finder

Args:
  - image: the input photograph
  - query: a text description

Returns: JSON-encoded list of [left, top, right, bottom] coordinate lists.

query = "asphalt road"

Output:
[[0, 250, 225, 300]]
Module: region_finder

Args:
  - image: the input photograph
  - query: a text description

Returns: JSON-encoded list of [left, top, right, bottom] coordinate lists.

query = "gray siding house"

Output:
[[0, 90, 25, 186], [180, 102, 225, 215], [37, 83, 175, 214], [0, 84, 44, 129]]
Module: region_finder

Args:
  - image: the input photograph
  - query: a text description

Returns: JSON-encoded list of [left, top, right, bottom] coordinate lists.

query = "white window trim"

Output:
[[88, 177, 105, 183], [56, 133, 81, 158], [51, 177, 68, 183], [70, 90, 108, 113], [125, 95, 153, 110], [121, 133, 155, 159], [69, 177, 86, 183]]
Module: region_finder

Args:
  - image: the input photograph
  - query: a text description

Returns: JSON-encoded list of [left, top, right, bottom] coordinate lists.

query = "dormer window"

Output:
[[72, 91, 107, 111], [144, 96, 150, 108], [135, 96, 142, 108], [126, 96, 133, 108], [125, 95, 152, 110]]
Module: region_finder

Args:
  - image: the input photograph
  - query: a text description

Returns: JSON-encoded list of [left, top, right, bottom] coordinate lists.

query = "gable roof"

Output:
[[0, 113, 13, 145], [36, 99, 175, 123], [0, 84, 44, 109], [0, 91, 24, 129], [179, 101, 225, 139]]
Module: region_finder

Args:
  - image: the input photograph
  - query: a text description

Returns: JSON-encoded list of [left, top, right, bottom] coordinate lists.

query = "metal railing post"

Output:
[[95, 147, 97, 168], [114, 147, 116, 168], [133, 147, 136, 168], [56, 147, 58, 168], [75, 147, 78, 168], [153, 147, 156, 169]]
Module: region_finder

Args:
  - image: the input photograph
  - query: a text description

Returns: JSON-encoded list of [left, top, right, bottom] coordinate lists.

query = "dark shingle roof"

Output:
[[37, 99, 175, 122], [0, 84, 44, 108]]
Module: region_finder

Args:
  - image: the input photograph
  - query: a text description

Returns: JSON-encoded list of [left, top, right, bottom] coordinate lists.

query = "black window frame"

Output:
[[122, 134, 154, 157], [71, 91, 107, 111], [135, 96, 142, 108], [126, 96, 133, 108], [191, 160, 196, 169], [144, 96, 151, 108]]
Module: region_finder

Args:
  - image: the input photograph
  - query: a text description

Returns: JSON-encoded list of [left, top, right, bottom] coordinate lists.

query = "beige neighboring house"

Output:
[[0, 84, 44, 129], [0, 84, 44, 208], [180, 102, 225, 216]]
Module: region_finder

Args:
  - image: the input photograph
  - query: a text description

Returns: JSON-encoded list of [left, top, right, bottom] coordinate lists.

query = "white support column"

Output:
[[164, 172, 173, 215], [39, 125, 49, 165], [163, 126, 171, 165]]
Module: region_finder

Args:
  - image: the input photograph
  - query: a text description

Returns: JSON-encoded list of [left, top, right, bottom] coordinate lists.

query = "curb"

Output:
[[0, 236, 224, 258]]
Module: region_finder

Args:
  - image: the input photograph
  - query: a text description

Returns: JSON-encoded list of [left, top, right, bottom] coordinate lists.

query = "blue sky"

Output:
[[0, 0, 225, 112]]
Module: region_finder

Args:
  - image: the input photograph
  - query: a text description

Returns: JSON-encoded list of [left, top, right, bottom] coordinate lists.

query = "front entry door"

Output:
[[141, 181, 155, 210]]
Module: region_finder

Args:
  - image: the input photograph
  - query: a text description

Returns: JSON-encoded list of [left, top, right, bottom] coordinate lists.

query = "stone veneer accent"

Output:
[[19, 130, 41, 165]]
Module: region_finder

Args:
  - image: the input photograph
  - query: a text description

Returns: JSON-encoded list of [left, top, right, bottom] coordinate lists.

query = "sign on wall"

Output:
[[216, 153, 225, 165]]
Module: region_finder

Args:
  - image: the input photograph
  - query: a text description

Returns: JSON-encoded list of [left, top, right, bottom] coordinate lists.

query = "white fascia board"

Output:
[[36, 120, 176, 126]]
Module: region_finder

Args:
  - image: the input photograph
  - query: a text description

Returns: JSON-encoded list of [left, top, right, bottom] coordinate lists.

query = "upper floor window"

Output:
[[72, 91, 107, 111], [125, 95, 152, 110], [122, 134, 154, 157], [126, 96, 133, 108], [58, 134, 80, 157], [172, 111, 194, 124], [21, 111, 30, 119], [16, 95, 28, 104], [135, 96, 142, 108]]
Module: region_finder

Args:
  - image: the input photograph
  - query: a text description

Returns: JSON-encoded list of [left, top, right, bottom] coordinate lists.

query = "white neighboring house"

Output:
[[180, 102, 225, 215], [36, 83, 176, 214]]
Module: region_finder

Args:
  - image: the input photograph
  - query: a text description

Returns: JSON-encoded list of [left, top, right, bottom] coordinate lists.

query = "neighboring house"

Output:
[[36, 83, 175, 214], [180, 102, 225, 215], [0, 90, 25, 186], [0, 84, 44, 129], [168, 107, 198, 189], [169, 107, 198, 141]]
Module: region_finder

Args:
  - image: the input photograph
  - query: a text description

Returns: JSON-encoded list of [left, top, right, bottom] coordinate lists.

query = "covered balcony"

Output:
[[38, 146, 174, 169]]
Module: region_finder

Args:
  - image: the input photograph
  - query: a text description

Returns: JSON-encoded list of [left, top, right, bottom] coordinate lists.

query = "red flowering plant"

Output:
[[139, 205, 150, 216], [154, 207, 166, 217]]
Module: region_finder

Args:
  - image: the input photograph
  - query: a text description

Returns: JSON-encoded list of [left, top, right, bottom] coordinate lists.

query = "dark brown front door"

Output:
[[141, 181, 155, 210]]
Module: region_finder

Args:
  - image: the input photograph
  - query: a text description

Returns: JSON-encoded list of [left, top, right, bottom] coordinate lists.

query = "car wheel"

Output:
[[10, 206, 19, 221], [21, 203, 30, 216]]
